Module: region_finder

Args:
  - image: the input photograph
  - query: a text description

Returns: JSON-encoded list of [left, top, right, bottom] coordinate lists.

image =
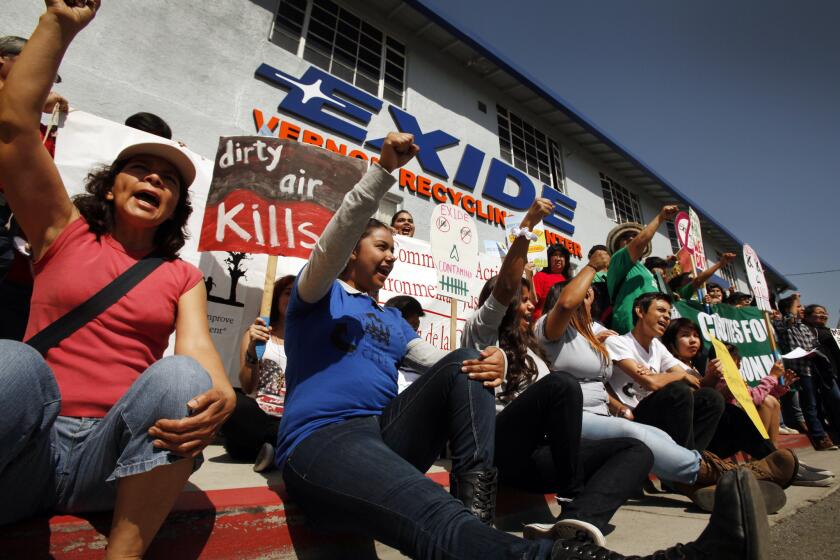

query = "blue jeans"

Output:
[[281, 348, 554, 559], [0, 340, 211, 526], [798, 373, 840, 439], [581, 411, 700, 484]]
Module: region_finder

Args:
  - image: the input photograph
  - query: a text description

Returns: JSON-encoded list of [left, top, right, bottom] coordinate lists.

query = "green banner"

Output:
[[673, 301, 775, 386]]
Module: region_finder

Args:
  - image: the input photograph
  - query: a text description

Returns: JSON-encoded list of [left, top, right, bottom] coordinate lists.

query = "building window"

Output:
[[666, 221, 680, 254], [497, 105, 566, 192], [716, 252, 738, 286], [271, 0, 406, 106], [600, 173, 642, 224]]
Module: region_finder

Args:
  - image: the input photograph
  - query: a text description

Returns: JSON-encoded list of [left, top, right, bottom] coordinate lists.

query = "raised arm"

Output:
[[543, 247, 610, 341], [626, 205, 679, 262], [491, 198, 553, 306], [690, 252, 736, 290], [296, 132, 418, 303], [0, 1, 99, 261]]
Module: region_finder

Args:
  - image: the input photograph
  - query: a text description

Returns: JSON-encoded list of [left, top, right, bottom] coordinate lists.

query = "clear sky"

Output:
[[420, 0, 840, 322]]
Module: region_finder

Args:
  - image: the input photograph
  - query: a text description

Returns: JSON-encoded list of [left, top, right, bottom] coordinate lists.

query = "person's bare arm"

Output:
[[238, 318, 270, 394], [691, 252, 737, 290], [614, 358, 694, 391], [297, 132, 418, 304], [543, 248, 610, 341], [490, 198, 553, 306], [627, 205, 679, 262], [0, 1, 96, 260], [148, 282, 236, 457]]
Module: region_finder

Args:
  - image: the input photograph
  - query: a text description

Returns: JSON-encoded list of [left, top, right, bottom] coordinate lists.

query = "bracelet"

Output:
[[585, 263, 598, 272], [511, 226, 538, 242]]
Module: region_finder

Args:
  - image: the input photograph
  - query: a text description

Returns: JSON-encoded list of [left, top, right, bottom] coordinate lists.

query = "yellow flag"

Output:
[[710, 337, 769, 439]]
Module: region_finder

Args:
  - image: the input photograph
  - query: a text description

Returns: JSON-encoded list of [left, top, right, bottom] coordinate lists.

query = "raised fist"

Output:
[[378, 132, 419, 173], [659, 205, 680, 221]]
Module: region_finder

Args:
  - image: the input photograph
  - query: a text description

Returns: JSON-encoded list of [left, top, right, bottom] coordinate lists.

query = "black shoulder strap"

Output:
[[26, 255, 167, 356]]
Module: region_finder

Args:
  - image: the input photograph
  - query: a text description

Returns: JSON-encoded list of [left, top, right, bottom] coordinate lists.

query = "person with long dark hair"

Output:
[[464, 212, 653, 545], [0, 3, 234, 557], [220, 274, 295, 472]]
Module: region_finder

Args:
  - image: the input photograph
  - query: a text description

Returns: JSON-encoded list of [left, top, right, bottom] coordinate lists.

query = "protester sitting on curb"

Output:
[[0, 3, 235, 557], [605, 205, 678, 334], [220, 275, 295, 473], [607, 293, 726, 452], [775, 293, 839, 450], [532, 243, 571, 320], [124, 111, 173, 140], [463, 201, 653, 546], [390, 209, 415, 237], [662, 320, 826, 487], [538, 273, 794, 514]]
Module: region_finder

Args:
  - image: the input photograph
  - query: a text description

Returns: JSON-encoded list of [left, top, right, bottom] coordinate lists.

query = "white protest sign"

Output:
[[380, 235, 501, 350], [688, 207, 708, 269], [743, 244, 772, 312], [429, 204, 479, 302]]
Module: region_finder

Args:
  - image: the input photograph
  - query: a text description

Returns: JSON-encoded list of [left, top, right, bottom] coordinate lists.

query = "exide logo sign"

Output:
[[254, 63, 577, 235]]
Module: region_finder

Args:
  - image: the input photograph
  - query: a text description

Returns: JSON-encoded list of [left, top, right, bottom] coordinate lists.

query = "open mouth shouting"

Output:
[[375, 263, 393, 281], [133, 189, 162, 211]]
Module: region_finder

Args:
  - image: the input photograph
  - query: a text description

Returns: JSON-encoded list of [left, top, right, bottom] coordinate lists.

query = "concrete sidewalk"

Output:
[[3, 437, 837, 558], [185, 438, 840, 558]]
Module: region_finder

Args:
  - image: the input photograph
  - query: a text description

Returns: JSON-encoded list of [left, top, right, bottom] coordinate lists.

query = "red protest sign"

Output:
[[198, 137, 367, 257]]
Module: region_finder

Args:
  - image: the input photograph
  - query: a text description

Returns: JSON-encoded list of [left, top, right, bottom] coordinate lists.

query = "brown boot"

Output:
[[677, 450, 789, 514], [692, 450, 740, 488], [741, 449, 799, 489]]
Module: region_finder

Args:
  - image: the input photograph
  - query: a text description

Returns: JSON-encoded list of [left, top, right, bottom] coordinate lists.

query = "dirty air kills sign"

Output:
[[674, 301, 775, 386], [198, 137, 367, 256]]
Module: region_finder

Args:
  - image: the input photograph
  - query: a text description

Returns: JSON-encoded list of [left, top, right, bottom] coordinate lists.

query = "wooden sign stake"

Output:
[[450, 298, 458, 351]]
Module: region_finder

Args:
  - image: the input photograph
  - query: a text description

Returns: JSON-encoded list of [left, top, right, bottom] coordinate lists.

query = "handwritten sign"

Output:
[[743, 244, 771, 312], [675, 211, 692, 254], [198, 137, 367, 257], [688, 208, 707, 270], [429, 204, 479, 302], [710, 337, 769, 439]]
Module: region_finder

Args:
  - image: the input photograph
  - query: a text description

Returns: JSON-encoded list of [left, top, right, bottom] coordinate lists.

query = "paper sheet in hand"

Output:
[[711, 337, 769, 439], [780, 347, 816, 360]]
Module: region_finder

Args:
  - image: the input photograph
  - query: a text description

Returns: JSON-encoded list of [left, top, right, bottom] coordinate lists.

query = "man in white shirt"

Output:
[[606, 292, 725, 451]]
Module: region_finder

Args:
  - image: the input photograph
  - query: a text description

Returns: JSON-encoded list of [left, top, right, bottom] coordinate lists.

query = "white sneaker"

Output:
[[799, 461, 835, 477], [523, 518, 607, 546], [779, 426, 800, 435]]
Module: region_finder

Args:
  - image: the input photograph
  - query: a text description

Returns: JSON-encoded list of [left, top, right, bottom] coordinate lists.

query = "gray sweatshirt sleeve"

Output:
[[402, 338, 508, 379], [297, 164, 397, 304]]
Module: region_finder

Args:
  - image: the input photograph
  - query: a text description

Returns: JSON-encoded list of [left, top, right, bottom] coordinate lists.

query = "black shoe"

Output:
[[450, 468, 497, 525], [550, 470, 769, 560]]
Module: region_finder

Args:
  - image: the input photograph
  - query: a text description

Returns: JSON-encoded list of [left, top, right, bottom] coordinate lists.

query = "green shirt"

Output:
[[593, 270, 608, 284], [606, 246, 659, 334]]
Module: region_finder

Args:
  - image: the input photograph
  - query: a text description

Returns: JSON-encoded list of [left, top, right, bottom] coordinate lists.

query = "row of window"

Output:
[[269, 1, 681, 238]]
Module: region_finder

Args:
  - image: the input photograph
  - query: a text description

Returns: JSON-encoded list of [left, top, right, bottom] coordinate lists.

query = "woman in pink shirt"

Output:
[[0, 2, 234, 557]]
